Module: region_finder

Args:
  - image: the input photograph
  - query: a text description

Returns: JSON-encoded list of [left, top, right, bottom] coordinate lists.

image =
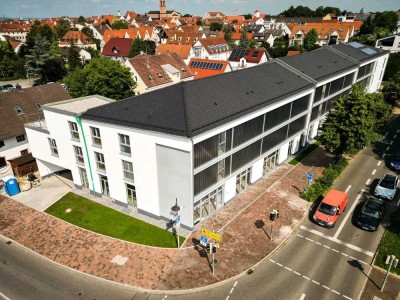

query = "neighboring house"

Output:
[[124, 52, 194, 94], [0, 22, 30, 42], [156, 44, 195, 64], [102, 38, 133, 61], [0, 34, 22, 53], [102, 28, 159, 44], [228, 49, 269, 70], [253, 29, 285, 47], [60, 46, 92, 64], [0, 84, 71, 178], [59, 31, 97, 49], [164, 30, 204, 45], [375, 34, 400, 53], [188, 58, 231, 79], [231, 31, 253, 46], [245, 25, 265, 34], [204, 11, 225, 19], [124, 10, 138, 22], [193, 37, 232, 60], [25, 43, 388, 230]]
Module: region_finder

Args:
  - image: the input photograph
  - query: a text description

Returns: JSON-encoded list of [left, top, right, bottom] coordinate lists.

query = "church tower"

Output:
[[160, 0, 166, 18]]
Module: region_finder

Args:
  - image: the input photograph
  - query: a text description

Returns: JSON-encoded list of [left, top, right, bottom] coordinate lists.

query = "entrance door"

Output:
[[288, 140, 293, 156], [78, 167, 89, 189], [99, 175, 109, 196], [126, 183, 137, 207], [263, 150, 279, 175], [236, 168, 251, 194]]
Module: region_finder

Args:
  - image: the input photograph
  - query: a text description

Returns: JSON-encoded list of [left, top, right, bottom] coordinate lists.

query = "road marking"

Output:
[[322, 285, 330, 290], [345, 185, 352, 193], [390, 140, 393, 145], [163, 296, 168, 300], [233, 281, 238, 287], [332, 248, 339, 253], [323, 245, 330, 249], [343, 295, 352, 300], [277, 262, 283, 267], [332, 289, 340, 295], [365, 179, 371, 185], [230, 288, 234, 294], [285, 266, 293, 271], [303, 276, 310, 280], [341, 253, 349, 257], [382, 153, 386, 158], [377, 161, 382, 166], [333, 190, 364, 239], [394, 134, 398, 139], [371, 169, 377, 175], [306, 237, 314, 242], [384, 132, 388, 138], [294, 271, 301, 276], [226, 296, 230, 300], [397, 130, 399, 133], [300, 225, 374, 257], [299, 294, 306, 300], [269, 259, 276, 263], [297, 234, 304, 238], [315, 242, 322, 245], [0, 292, 12, 300], [397, 198, 400, 206], [386, 146, 390, 151], [312, 280, 320, 285]]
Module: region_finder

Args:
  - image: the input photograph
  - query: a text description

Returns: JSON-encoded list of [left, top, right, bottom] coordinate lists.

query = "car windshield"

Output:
[[379, 175, 396, 189], [362, 202, 381, 219], [318, 203, 337, 216]]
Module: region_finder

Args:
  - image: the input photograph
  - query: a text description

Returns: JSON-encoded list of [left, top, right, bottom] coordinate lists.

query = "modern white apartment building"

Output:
[[25, 43, 388, 230]]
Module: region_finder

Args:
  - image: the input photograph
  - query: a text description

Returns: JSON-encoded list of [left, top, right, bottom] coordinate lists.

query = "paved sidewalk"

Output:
[[0, 146, 333, 290], [361, 267, 400, 300]]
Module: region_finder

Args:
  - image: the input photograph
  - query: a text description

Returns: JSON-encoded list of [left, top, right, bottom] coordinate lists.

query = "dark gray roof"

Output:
[[279, 47, 359, 81], [82, 61, 313, 137], [330, 42, 387, 63]]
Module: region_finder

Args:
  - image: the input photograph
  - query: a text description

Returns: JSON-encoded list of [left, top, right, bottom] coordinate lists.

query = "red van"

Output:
[[313, 189, 348, 228]]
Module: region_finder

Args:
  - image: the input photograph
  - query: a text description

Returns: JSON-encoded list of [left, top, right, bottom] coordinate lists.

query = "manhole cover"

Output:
[[66, 208, 72, 213]]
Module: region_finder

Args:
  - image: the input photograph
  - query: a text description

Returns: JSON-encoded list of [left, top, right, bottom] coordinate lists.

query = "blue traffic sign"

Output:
[[200, 235, 208, 246], [175, 216, 180, 223], [307, 172, 313, 180]]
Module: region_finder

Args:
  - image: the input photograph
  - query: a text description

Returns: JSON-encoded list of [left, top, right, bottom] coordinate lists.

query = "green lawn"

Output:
[[45, 192, 185, 248], [375, 208, 400, 275], [289, 141, 322, 165]]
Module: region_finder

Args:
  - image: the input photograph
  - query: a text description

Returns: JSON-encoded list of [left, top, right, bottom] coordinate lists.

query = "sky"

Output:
[[1, 0, 399, 19]]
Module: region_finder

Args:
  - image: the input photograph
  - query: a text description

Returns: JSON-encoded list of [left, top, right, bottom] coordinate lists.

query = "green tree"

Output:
[[128, 37, 155, 57], [26, 21, 55, 50], [54, 18, 71, 40], [384, 52, 400, 81], [67, 44, 82, 71], [223, 25, 236, 48], [111, 20, 128, 30], [238, 29, 250, 49], [78, 16, 86, 22], [85, 47, 101, 59], [320, 84, 391, 154], [81, 26, 101, 50], [303, 28, 318, 50], [382, 71, 400, 105], [63, 57, 136, 100], [242, 14, 252, 20], [183, 14, 192, 17], [210, 22, 223, 31]]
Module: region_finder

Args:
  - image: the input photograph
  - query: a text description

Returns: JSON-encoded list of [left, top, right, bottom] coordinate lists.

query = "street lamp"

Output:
[[170, 198, 184, 249]]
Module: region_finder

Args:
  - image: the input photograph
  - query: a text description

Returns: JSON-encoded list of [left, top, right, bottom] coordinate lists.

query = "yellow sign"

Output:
[[201, 227, 222, 242]]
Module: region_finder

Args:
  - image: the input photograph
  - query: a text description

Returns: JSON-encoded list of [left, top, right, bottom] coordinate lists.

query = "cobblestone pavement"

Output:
[[361, 267, 400, 300], [0, 146, 334, 290]]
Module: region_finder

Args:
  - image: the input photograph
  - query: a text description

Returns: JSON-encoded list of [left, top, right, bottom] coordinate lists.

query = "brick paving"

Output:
[[0, 146, 334, 290]]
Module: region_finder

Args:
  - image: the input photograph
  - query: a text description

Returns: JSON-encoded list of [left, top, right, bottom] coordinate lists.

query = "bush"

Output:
[[318, 168, 339, 186]]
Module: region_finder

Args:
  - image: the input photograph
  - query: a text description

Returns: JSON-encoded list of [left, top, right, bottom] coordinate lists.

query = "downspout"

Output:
[[74, 114, 95, 193]]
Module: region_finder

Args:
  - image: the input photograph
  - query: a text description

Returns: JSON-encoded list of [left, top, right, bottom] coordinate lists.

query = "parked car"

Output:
[[388, 153, 400, 172], [1, 84, 14, 92], [356, 198, 385, 231], [313, 189, 348, 228], [374, 173, 399, 200]]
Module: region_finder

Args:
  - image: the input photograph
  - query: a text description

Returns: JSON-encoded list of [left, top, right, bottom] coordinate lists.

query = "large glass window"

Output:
[[99, 175, 109, 196], [290, 95, 309, 118], [194, 157, 230, 195], [122, 160, 134, 181], [218, 132, 226, 155], [48, 138, 58, 156], [78, 167, 89, 189], [262, 125, 288, 154], [95, 152, 106, 171], [288, 115, 307, 138], [233, 115, 263, 148], [126, 183, 137, 207], [74, 145, 84, 164], [328, 77, 345, 95], [264, 103, 291, 132], [90, 126, 102, 147], [119, 134, 131, 155], [69, 121, 80, 141], [193, 186, 224, 224], [194, 130, 232, 168], [231, 140, 261, 172]]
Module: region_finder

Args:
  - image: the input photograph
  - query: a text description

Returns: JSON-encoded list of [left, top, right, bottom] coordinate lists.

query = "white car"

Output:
[[374, 173, 399, 200]]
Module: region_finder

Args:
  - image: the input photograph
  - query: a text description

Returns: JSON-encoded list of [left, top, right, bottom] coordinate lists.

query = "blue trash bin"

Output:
[[2, 176, 20, 196]]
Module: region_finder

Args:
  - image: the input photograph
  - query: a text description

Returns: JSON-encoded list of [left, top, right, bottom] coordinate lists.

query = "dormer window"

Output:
[[36, 103, 42, 109], [148, 75, 153, 80], [14, 106, 23, 114]]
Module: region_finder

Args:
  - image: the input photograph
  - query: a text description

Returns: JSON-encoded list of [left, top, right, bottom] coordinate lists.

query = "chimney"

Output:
[[16, 83, 22, 91]]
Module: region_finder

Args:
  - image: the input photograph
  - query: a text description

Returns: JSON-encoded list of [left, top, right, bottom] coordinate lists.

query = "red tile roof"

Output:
[[102, 38, 132, 57], [188, 58, 228, 79], [156, 44, 192, 59], [60, 31, 95, 46], [287, 50, 301, 57], [199, 37, 231, 54]]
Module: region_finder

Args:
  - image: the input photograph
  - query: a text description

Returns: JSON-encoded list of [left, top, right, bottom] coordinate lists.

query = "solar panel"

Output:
[[190, 61, 196, 67], [361, 48, 377, 55], [348, 41, 363, 48], [205, 63, 210, 68], [210, 63, 216, 69], [217, 63, 223, 70]]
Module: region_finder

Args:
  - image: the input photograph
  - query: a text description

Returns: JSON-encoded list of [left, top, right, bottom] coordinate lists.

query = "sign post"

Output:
[[307, 172, 313, 186], [202, 227, 222, 276]]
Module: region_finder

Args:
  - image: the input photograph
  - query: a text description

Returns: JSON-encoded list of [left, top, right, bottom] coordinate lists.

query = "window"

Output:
[[74, 146, 84, 164], [20, 149, 28, 155], [14, 106, 23, 114], [36, 103, 42, 109], [0, 157, 6, 168], [78, 167, 89, 189], [90, 126, 102, 147], [119, 134, 131, 155], [95, 152, 106, 171], [0, 140, 4, 148], [48, 138, 58, 156], [69, 121, 80, 141], [126, 184, 137, 207], [16, 135, 25, 142], [122, 160, 134, 181], [218, 132, 226, 155], [217, 160, 225, 180]]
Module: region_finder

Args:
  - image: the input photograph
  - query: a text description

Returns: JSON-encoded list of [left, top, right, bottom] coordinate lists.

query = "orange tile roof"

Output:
[[188, 58, 228, 79], [102, 28, 152, 43], [60, 31, 95, 45], [157, 44, 192, 59], [231, 32, 253, 41], [199, 37, 231, 54], [289, 22, 355, 40]]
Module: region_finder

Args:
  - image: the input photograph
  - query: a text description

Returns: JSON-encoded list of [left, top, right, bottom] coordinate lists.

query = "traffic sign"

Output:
[[175, 216, 180, 223], [200, 235, 208, 247], [201, 227, 222, 242], [307, 172, 313, 180]]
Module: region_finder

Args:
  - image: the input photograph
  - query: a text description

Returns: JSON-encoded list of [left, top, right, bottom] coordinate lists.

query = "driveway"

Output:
[[11, 175, 72, 211]]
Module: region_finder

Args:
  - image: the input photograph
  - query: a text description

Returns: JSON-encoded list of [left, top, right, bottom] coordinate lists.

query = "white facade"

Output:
[[0, 135, 30, 177], [375, 34, 400, 53]]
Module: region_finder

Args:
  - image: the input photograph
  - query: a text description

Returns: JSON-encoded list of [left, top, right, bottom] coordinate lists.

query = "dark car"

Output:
[[356, 198, 385, 231], [388, 154, 400, 172], [1, 84, 14, 91]]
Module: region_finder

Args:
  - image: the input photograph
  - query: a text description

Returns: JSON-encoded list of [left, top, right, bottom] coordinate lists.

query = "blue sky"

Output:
[[2, 0, 399, 19]]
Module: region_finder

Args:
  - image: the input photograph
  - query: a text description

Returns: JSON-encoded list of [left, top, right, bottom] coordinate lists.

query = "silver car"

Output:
[[374, 173, 399, 200]]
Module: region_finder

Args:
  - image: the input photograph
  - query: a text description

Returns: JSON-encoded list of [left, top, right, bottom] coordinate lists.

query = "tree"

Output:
[[111, 20, 128, 30], [303, 28, 318, 50], [63, 57, 136, 100], [382, 71, 400, 105], [183, 14, 192, 17], [78, 16, 86, 22], [238, 29, 250, 49], [384, 52, 400, 81], [210, 22, 223, 31], [320, 84, 391, 154], [223, 25, 236, 48], [54, 18, 71, 40], [242, 14, 252, 20], [85, 47, 101, 59], [67, 45, 82, 71], [81, 26, 101, 50], [26, 21, 55, 50], [128, 37, 155, 57]]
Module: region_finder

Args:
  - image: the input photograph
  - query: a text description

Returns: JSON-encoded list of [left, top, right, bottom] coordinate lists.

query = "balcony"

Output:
[[25, 119, 49, 134]]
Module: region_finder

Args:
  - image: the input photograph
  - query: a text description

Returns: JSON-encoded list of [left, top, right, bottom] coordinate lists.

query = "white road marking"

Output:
[[390, 140, 394, 145], [343, 295, 352, 300], [332, 248, 339, 253], [306, 237, 314, 242], [233, 281, 238, 287], [322, 285, 330, 290], [397, 198, 400, 206], [300, 225, 374, 257], [382, 153, 386, 158], [365, 179, 371, 185], [377, 161, 382, 166], [384, 132, 388, 138], [315, 242, 322, 245], [269, 259, 276, 263], [323, 245, 330, 249], [394, 134, 398, 139], [230, 288, 234, 294], [294, 271, 301, 276], [297, 234, 304, 238], [285, 266, 293, 271], [341, 253, 349, 257], [277, 263, 283, 267], [386, 146, 390, 151], [0, 291, 12, 300], [397, 130, 399, 133], [226, 296, 230, 300], [303, 276, 310, 280], [345, 185, 352, 193], [371, 169, 377, 175], [312, 280, 320, 285], [333, 190, 364, 239], [332, 289, 340, 295], [299, 293, 306, 300]]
